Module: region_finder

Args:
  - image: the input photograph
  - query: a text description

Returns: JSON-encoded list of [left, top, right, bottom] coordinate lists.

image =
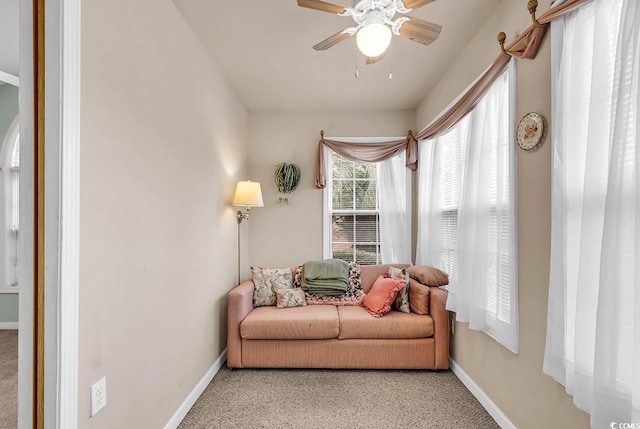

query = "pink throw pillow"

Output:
[[363, 274, 407, 318]]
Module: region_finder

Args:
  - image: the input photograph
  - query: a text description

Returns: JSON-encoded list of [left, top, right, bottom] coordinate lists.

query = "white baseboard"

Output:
[[163, 348, 227, 429], [449, 357, 517, 429], [0, 322, 18, 330]]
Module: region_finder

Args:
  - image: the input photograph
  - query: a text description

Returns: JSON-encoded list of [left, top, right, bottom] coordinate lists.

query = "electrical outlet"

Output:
[[90, 377, 107, 417]]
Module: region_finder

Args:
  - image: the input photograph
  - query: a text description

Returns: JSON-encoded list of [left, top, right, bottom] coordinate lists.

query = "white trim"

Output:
[[56, 0, 81, 427], [163, 348, 228, 429], [17, 0, 35, 424], [0, 322, 18, 330], [322, 145, 331, 260], [450, 358, 517, 429], [0, 71, 19, 87]]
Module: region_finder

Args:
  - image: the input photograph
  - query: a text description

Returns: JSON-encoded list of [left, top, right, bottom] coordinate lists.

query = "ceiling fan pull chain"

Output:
[[388, 41, 393, 81], [355, 42, 360, 78]]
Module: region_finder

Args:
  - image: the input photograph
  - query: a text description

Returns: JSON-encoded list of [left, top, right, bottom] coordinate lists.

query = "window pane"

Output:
[[355, 180, 376, 210], [355, 244, 380, 265], [354, 214, 378, 243], [332, 179, 353, 210], [332, 214, 354, 243], [332, 156, 353, 179], [332, 243, 354, 263]]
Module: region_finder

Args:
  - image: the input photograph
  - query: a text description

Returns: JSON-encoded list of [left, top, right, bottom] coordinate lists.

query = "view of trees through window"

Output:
[[330, 153, 381, 265]]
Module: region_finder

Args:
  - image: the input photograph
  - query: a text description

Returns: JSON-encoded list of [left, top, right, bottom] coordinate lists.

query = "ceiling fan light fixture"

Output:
[[356, 23, 392, 57]]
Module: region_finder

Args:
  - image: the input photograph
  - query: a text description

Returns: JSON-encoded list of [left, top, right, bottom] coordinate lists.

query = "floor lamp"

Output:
[[233, 180, 264, 284]]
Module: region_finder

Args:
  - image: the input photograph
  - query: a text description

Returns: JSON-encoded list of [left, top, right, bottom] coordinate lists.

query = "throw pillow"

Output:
[[276, 288, 307, 309], [389, 266, 410, 314], [251, 267, 293, 307], [363, 274, 406, 318], [408, 265, 449, 286], [408, 278, 430, 315], [292, 265, 303, 288]]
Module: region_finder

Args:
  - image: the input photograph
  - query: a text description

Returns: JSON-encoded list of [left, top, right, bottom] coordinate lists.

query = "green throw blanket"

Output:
[[301, 259, 349, 296]]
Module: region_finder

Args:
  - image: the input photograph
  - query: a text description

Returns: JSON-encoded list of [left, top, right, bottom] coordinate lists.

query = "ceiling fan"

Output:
[[298, 0, 442, 62]]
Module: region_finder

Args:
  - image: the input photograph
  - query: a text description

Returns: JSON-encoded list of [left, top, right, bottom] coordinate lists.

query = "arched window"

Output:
[[0, 117, 19, 292]]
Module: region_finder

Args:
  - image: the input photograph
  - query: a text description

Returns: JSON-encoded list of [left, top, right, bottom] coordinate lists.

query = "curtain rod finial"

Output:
[[408, 129, 413, 136], [527, 0, 546, 28], [320, 130, 324, 138], [497, 31, 507, 55]]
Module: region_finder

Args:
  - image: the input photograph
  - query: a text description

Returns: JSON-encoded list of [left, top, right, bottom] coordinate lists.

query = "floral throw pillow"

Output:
[[251, 267, 293, 307], [276, 288, 307, 309], [389, 266, 410, 314]]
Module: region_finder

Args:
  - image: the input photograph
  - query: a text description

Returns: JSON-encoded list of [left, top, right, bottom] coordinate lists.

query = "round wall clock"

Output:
[[516, 112, 546, 151]]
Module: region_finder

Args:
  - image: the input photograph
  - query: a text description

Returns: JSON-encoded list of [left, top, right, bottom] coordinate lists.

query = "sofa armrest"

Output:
[[429, 287, 450, 369], [227, 281, 254, 368]]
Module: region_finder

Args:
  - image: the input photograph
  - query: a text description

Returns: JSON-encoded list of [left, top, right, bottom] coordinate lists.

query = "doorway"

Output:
[[0, 0, 21, 426]]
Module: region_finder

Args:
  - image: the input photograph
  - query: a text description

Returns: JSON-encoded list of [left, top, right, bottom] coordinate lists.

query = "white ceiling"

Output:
[[0, 0, 19, 79], [173, 0, 502, 112]]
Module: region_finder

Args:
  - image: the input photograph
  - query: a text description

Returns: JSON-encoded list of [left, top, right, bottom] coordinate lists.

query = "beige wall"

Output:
[[247, 110, 414, 272], [78, 0, 248, 427], [416, 1, 590, 428]]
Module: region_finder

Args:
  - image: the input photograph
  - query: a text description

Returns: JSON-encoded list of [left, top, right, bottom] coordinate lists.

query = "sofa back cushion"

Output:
[[360, 264, 410, 293]]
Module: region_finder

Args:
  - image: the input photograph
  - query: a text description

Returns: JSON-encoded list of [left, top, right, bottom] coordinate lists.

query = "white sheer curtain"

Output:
[[378, 152, 411, 263], [416, 60, 518, 353], [543, 0, 640, 426]]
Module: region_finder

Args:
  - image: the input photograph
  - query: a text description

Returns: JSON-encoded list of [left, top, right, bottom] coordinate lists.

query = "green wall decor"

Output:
[[274, 162, 301, 205]]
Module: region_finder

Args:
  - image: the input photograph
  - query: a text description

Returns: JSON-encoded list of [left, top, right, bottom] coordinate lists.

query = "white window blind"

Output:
[[416, 60, 517, 352]]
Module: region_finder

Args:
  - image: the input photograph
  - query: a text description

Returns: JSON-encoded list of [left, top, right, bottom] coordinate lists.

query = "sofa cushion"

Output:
[[337, 306, 434, 339], [241, 305, 339, 340], [408, 265, 449, 286], [408, 278, 430, 315]]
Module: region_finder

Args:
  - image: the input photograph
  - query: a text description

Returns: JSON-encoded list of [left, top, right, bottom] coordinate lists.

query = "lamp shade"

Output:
[[232, 181, 264, 207], [356, 23, 392, 57]]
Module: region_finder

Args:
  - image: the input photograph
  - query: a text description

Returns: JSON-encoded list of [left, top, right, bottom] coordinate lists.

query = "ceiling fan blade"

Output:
[[313, 29, 354, 51], [401, 0, 437, 10], [365, 53, 385, 65], [297, 0, 346, 15], [398, 16, 442, 46]]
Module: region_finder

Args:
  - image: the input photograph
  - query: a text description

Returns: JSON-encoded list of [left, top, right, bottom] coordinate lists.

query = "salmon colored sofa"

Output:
[[227, 264, 450, 370]]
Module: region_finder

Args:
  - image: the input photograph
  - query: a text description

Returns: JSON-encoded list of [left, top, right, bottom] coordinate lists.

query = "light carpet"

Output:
[[179, 366, 499, 429], [0, 330, 18, 429]]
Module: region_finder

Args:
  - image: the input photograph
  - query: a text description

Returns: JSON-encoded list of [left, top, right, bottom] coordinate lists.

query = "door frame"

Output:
[[18, 0, 81, 427]]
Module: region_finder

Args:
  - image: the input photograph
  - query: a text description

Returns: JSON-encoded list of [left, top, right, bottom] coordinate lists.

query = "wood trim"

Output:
[[33, 0, 45, 427]]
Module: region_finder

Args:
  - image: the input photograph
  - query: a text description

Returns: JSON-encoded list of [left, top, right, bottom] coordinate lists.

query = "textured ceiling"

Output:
[[173, 0, 502, 111]]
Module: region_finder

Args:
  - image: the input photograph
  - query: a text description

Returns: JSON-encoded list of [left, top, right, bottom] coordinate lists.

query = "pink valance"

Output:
[[314, 0, 590, 189], [314, 131, 418, 188]]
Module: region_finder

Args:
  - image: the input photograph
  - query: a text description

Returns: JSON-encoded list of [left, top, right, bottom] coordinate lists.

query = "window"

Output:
[[543, 0, 638, 424], [438, 119, 467, 289], [416, 60, 517, 352], [0, 118, 19, 293], [326, 152, 381, 265], [322, 138, 411, 265]]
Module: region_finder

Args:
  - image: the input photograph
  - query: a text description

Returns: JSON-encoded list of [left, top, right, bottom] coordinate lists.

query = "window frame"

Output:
[[0, 116, 20, 294], [322, 137, 411, 264]]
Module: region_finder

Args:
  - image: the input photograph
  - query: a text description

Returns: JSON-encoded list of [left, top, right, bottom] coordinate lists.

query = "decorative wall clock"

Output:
[[516, 112, 546, 151]]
